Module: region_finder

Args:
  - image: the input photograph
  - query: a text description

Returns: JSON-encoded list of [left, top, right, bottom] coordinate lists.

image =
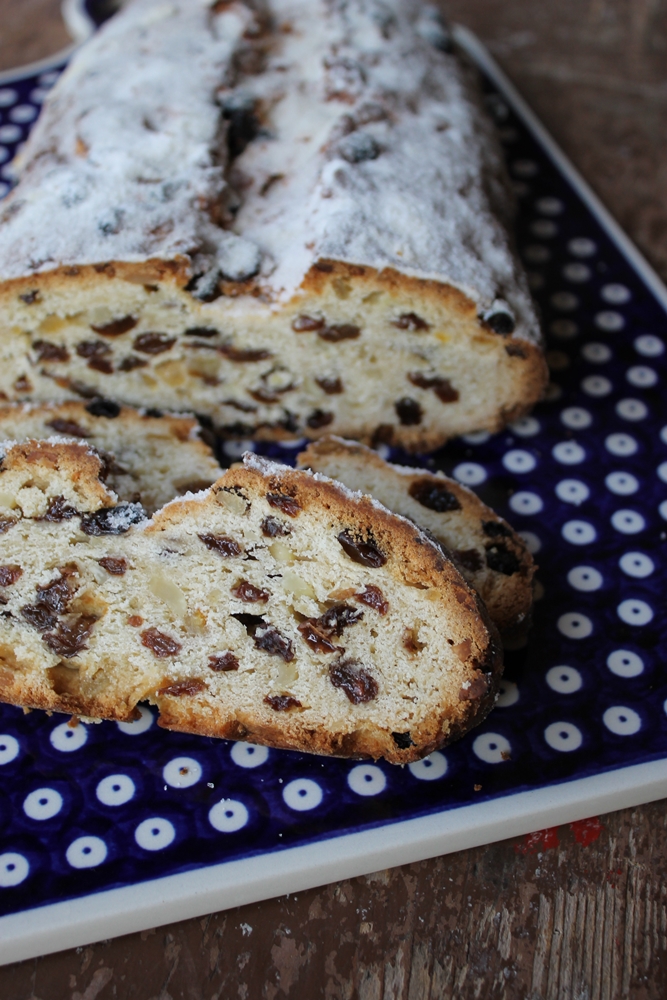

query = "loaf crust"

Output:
[[0, 400, 221, 512], [0, 442, 502, 762], [0, 0, 546, 450], [298, 436, 535, 635]]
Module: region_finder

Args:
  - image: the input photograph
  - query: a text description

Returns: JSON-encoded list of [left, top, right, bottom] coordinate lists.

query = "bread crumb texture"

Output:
[[0, 443, 502, 763]]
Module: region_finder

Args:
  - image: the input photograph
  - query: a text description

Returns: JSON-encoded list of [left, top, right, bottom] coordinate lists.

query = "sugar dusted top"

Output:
[[0, 0, 538, 340]]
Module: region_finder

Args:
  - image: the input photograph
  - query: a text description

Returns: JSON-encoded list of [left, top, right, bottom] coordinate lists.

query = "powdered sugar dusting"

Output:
[[0, 0, 537, 341]]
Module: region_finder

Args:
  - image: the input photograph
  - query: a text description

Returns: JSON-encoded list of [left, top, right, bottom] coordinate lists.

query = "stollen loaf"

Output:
[[0, 0, 546, 451]]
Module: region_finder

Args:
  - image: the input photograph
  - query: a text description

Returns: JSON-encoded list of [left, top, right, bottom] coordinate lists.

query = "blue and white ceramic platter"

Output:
[[0, 18, 665, 964]]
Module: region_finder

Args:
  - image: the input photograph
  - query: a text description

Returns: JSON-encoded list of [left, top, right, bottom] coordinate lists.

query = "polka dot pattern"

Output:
[[0, 36, 665, 930]]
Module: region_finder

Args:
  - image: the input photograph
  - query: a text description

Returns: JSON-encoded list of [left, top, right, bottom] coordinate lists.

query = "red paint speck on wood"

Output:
[[570, 817, 603, 846], [514, 827, 559, 855]]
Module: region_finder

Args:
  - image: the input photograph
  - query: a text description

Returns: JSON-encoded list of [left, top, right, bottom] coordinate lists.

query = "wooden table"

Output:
[[1, 2, 666, 996]]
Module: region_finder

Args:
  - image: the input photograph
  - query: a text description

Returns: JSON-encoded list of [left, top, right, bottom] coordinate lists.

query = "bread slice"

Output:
[[0, 442, 501, 763], [0, 401, 221, 514], [298, 437, 534, 636], [0, 0, 546, 452]]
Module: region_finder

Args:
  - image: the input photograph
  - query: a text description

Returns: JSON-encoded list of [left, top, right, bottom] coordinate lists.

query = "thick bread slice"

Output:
[[298, 437, 534, 635], [0, 442, 502, 763], [0, 401, 221, 513], [0, 0, 546, 451]]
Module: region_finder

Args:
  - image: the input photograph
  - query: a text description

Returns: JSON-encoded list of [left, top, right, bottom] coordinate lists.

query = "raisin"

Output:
[[392, 313, 430, 331], [21, 604, 57, 631], [292, 315, 324, 332], [266, 493, 302, 517], [199, 533, 242, 557], [453, 549, 483, 573], [80, 504, 145, 535], [98, 556, 128, 575], [392, 731, 414, 749], [37, 567, 76, 614], [0, 565, 22, 587], [329, 658, 378, 703], [482, 520, 512, 539], [43, 614, 98, 658], [339, 133, 380, 163], [307, 409, 334, 429], [86, 398, 121, 419], [355, 585, 388, 615], [128, 615, 143, 627], [208, 652, 240, 672], [483, 311, 515, 335], [41, 496, 78, 521], [297, 620, 341, 654], [337, 530, 386, 568], [318, 324, 361, 342], [46, 418, 89, 438], [408, 372, 459, 403], [249, 386, 280, 404], [118, 356, 148, 371], [91, 316, 138, 337], [371, 424, 394, 448], [0, 518, 16, 535], [159, 678, 207, 696], [219, 345, 272, 362], [141, 628, 183, 657], [261, 516, 291, 537], [222, 93, 260, 156], [264, 694, 302, 711], [316, 375, 343, 394], [134, 332, 176, 354], [253, 626, 294, 661], [319, 604, 363, 636], [33, 340, 70, 362], [485, 544, 521, 576], [76, 340, 110, 360], [232, 580, 269, 603], [185, 326, 218, 338], [395, 398, 423, 425], [408, 478, 462, 513], [88, 357, 113, 374], [19, 290, 39, 305]]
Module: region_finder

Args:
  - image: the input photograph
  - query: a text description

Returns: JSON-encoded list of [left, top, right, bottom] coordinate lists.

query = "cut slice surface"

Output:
[[0, 401, 221, 512], [298, 436, 534, 635], [0, 442, 501, 762]]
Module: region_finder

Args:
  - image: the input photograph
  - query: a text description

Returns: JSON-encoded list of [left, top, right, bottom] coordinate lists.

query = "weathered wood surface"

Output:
[[0, 0, 666, 996]]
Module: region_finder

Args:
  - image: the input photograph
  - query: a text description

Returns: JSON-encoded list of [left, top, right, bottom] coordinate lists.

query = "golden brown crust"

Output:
[[0, 437, 114, 511]]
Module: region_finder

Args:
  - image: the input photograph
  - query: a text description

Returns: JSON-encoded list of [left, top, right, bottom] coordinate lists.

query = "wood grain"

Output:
[[0, 1, 665, 996]]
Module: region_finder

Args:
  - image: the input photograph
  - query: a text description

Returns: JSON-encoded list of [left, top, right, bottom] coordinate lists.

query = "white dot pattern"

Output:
[[0, 56, 663, 917], [546, 667, 582, 694]]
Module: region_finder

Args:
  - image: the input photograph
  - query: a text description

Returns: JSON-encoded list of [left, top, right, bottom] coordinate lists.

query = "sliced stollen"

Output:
[[0, 401, 221, 513], [298, 437, 535, 636], [0, 443, 502, 763], [0, 0, 546, 452]]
